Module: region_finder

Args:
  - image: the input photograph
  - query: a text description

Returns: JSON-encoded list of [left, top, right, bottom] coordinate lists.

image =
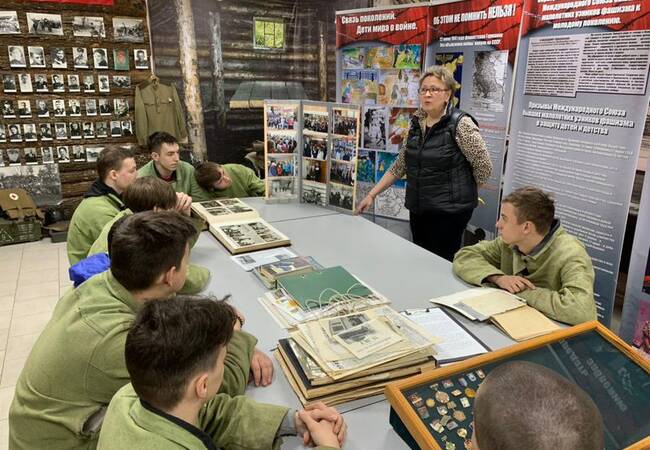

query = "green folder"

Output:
[[277, 266, 373, 310]]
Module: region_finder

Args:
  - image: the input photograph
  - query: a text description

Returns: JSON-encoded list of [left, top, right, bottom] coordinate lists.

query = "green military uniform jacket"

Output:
[[452, 222, 597, 325], [9, 271, 255, 450], [67, 189, 124, 265], [87, 209, 210, 295], [134, 82, 188, 146], [192, 164, 266, 202], [138, 160, 209, 200], [98, 384, 338, 450]]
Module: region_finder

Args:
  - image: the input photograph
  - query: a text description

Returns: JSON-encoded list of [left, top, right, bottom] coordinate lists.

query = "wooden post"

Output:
[[174, 0, 208, 161], [209, 11, 226, 129], [318, 20, 327, 101]]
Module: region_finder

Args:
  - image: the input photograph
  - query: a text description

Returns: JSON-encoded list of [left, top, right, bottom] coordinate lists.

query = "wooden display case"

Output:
[[386, 321, 650, 450]]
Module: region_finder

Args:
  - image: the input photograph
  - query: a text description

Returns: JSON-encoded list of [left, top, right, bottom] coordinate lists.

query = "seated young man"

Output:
[[138, 131, 207, 200], [98, 296, 346, 450], [194, 160, 266, 201], [67, 146, 137, 265], [10, 212, 270, 449], [87, 177, 209, 295], [472, 361, 603, 450], [453, 186, 596, 325]]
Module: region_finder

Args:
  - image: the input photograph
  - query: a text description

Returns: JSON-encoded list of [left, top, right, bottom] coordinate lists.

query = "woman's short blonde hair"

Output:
[[419, 65, 456, 94]]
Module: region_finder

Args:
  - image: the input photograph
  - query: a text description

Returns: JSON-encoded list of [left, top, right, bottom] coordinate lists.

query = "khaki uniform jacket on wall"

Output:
[[452, 223, 597, 325], [9, 271, 256, 450], [135, 82, 188, 146], [88, 209, 210, 295], [192, 164, 266, 202], [67, 193, 124, 265]]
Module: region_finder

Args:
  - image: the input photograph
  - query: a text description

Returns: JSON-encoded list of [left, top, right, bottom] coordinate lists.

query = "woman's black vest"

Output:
[[404, 107, 478, 215]]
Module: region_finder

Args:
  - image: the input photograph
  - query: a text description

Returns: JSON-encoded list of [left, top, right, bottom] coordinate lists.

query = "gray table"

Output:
[[191, 201, 516, 449]]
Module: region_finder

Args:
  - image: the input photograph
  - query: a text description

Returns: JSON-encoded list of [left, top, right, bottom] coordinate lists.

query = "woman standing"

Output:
[[356, 66, 492, 261]]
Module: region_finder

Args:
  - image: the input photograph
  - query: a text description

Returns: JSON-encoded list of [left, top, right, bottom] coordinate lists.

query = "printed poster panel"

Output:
[[425, 0, 523, 239], [503, 1, 650, 325]]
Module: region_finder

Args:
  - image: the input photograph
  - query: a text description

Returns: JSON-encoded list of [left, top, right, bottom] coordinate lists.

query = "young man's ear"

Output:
[[193, 373, 210, 400], [162, 265, 179, 287], [151, 152, 160, 162]]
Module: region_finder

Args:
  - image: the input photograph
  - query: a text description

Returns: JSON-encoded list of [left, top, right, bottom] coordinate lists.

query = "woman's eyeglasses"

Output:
[[419, 87, 449, 95]]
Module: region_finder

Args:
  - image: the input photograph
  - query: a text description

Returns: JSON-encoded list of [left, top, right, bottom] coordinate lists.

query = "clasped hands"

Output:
[[487, 274, 535, 294], [295, 402, 347, 449]]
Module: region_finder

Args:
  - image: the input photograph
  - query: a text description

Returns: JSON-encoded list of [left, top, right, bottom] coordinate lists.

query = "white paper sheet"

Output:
[[230, 247, 297, 271]]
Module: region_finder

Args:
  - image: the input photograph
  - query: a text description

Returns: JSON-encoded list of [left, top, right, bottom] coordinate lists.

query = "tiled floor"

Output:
[[0, 238, 72, 450]]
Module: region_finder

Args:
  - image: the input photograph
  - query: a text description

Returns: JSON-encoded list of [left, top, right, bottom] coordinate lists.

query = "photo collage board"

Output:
[[263, 100, 361, 213], [340, 43, 423, 220], [0, 6, 149, 170]]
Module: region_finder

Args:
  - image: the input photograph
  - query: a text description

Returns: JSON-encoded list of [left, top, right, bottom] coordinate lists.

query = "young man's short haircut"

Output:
[[108, 211, 196, 291], [123, 177, 177, 212], [125, 296, 236, 410], [194, 161, 223, 192], [474, 361, 603, 450], [96, 145, 135, 181], [502, 186, 555, 234], [148, 131, 179, 154]]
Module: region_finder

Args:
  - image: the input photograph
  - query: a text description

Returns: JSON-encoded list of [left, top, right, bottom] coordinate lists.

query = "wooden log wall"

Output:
[[148, 0, 367, 164], [0, 0, 150, 218]]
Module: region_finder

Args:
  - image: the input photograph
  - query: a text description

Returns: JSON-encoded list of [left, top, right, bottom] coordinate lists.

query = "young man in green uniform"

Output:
[[453, 186, 597, 325], [138, 131, 207, 200], [194, 160, 266, 201], [9, 212, 265, 449], [98, 296, 346, 450], [87, 177, 209, 295], [471, 361, 603, 450], [67, 146, 138, 265]]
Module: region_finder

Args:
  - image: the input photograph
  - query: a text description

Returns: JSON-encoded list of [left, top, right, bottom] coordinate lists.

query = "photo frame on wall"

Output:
[[113, 48, 130, 71], [26, 13, 63, 36], [9, 45, 26, 68], [0, 11, 20, 34], [72, 16, 106, 38], [134, 49, 149, 69], [113, 17, 145, 43]]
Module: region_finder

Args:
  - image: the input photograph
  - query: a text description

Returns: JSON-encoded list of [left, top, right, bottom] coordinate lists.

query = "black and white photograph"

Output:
[[110, 120, 122, 137], [86, 146, 102, 163], [2, 100, 16, 118], [93, 48, 109, 69], [57, 146, 70, 163], [19, 73, 33, 93], [51, 47, 67, 68], [40, 123, 53, 141], [99, 98, 112, 115], [70, 122, 82, 139], [26, 12, 63, 36], [363, 106, 386, 150], [23, 124, 37, 142], [41, 146, 54, 164], [28, 46, 46, 68], [36, 100, 49, 117], [134, 49, 149, 69], [113, 17, 145, 42], [268, 178, 296, 198], [68, 74, 80, 92], [85, 99, 97, 116], [8, 124, 21, 142], [54, 122, 67, 140], [0, 124, 5, 143], [72, 16, 105, 38], [72, 145, 86, 161], [51, 74, 65, 92], [83, 75, 95, 92], [303, 112, 329, 133], [69, 99, 81, 116], [2, 74, 16, 92], [0, 164, 62, 205], [121, 120, 132, 136], [18, 99, 32, 118], [53, 99, 66, 117], [114, 98, 129, 117], [6, 148, 21, 165], [112, 75, 131, 88], [24, 147, 38, 164], [98, 75, 110, 93], [83, 122, 95, 139], [0, 11, 20, 34], [95, 121, 108, 138], [303, 135, 328, 160], [8, 45, 26, 67], [34, 74, 48, 92], [472, 50, 508, 113], [0, 150, 3, 166], [73, 47, 88, 68]]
